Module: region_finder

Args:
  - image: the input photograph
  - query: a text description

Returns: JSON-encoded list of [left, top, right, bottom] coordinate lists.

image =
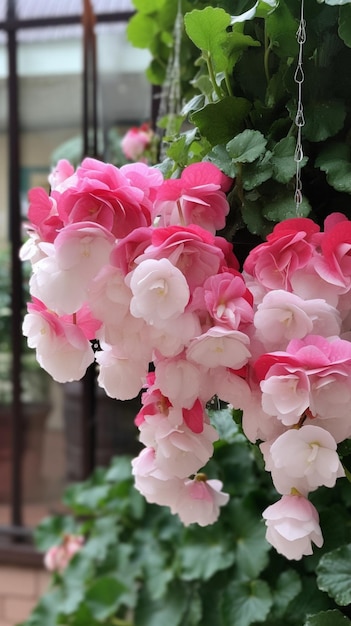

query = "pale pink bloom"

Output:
[[121, 124, 154, 161], [23, 300, 94, 382], [262, 494, 323, 560], [153, 162, 231, 234], [48, 159, 75, 191], [128, 258, 190, 327], [261, 425, 344, 495], [254, 290, 341, 348], [96, 315, 152, 362], [132, 448, 184, 506], [242, 394, 286, 444], [314, 220, 351, 291], [309, 371, 351, 420], [155, 356, 204, 409], [303, 414, 351, 444], [88, 265, 132, 327], [171, 476, 229, 526], [20, 231, 47, 265], [44, 534, 84, 573], [135, 225, 225, 291], [29, 223, 114, 315], [186, 326, 251, 370], [95, 345, 148, 400], [150, 311, 202, 358], [291, 265, 341, 308], [138, 407, 218, 479], [260, 367, 310, 426], [244, 218, 319, 291], [110, 226, 153, 276], [210, 367, 252, 409]]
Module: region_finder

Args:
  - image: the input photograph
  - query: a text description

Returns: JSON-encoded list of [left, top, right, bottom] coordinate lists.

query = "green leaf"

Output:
[[178, 526, 235, 581], [221, 580, 272, 626], [316, 143, 351, 193], [262, 192, 311, 222], [303, 100, 346, 142], [229, 499, 270, 579], [265, 1, 297, 57], [242, 151, 273, 190], [317, 544, 351, 605], [271, 136, 307, 184], [131, 0, 166, 12], [19, 590, 61, 626], [205, 145, 238, 178], [304, 610, 351, 625], [272, 570, 302, 619], [135, 581, 187, 626], [191, 97, 251, 145], [339, 5, 351, 47], [105, 455, 133, 482], [184, 8, 230, 71], [34, 515, 78, 551], [227, 130, 267, 164], [83, 516, 119, 560], [127, 13, 159, 48], [208, 406, 245, 444], [85, 577, 126, 621], [241, 194, 271, 237], [138, 540, 173, 601]]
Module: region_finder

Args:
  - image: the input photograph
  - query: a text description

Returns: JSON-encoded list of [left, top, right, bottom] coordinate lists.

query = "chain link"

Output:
[[294, 0, 306, 213]]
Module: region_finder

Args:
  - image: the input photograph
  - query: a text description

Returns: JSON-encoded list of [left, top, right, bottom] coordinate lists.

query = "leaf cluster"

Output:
[[19, 408, 351, 626], [129, 0, 351, 240]]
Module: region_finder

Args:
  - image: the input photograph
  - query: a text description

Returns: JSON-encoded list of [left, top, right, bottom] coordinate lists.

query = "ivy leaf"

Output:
[[271, 570, 302, 619], [304, 610, 351, 625], [229, 499, 270, 579], [242, 151, 273, 190], [208, 406, 245, 444], [221, 580, 272, 626], [241, 194, 272, 237], [127, 13, 159, 48], [339, 5, 351, 47], [317, 544, 351, 605], [227, 129, 267, 163], [184, 8, 230, 71], [135, 581, 187, 626], [205, 145, 238, 178], [322, 0, 351, 4], [271, 136, 307, 184], [191, 97, 251, 145], [104, 455, 133, 482], [85, 577, 127, 621], [265, 1, 297, 57], [34, 515, 79, 552], [316, 143, 351, 193], [262, 191, 311, 222], [303, 100, 346, 142], [178, 526, 236, 581]]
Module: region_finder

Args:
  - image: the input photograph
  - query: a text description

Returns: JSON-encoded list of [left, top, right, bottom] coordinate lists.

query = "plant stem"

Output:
[[263, 25, 271, 84], [224, 71, 233, 96], [205, 53, 223, 100]]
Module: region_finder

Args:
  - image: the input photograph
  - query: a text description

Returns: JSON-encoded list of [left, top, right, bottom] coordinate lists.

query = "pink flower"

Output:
[[261, 425, 344, 495], [44, 535, 84, 573], [132, 447, 184, 506], [171, 475, 229, 526], [136, 225, 225, 291], [128, 258, 190, 327], [197, 270, 254, 330], [243, 218, 319, 291], [29, 223, 115, 315], [57, 157, 152, 239], [153, 162, 231, 234], [121, 123, 154, 161], [262, 494, 323, 560], [48, 159, 75, 190], [23, 299, 95, 382], [95, 344, 149, 400], [27, 186, 63, 243], [186, 326, 251, 370]]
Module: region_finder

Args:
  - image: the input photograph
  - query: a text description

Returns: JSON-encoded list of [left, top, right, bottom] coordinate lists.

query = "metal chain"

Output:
[[294, 0, 306, 214]]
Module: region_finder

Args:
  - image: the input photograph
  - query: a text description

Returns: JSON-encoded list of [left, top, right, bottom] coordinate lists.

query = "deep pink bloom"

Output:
[[153, 162, 232, 234]]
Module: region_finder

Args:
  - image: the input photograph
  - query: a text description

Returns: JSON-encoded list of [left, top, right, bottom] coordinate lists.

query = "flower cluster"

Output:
[[121, 122, 158, 164], [44, 534, 84, 573], [22, 157, 351, 560]]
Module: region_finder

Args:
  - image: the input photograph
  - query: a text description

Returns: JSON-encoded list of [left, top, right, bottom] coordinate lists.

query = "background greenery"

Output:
[[20, 409, 351, 626]]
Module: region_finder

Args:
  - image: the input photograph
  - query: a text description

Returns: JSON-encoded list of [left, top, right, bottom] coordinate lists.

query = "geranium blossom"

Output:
[[262, 494, 323, 560]]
